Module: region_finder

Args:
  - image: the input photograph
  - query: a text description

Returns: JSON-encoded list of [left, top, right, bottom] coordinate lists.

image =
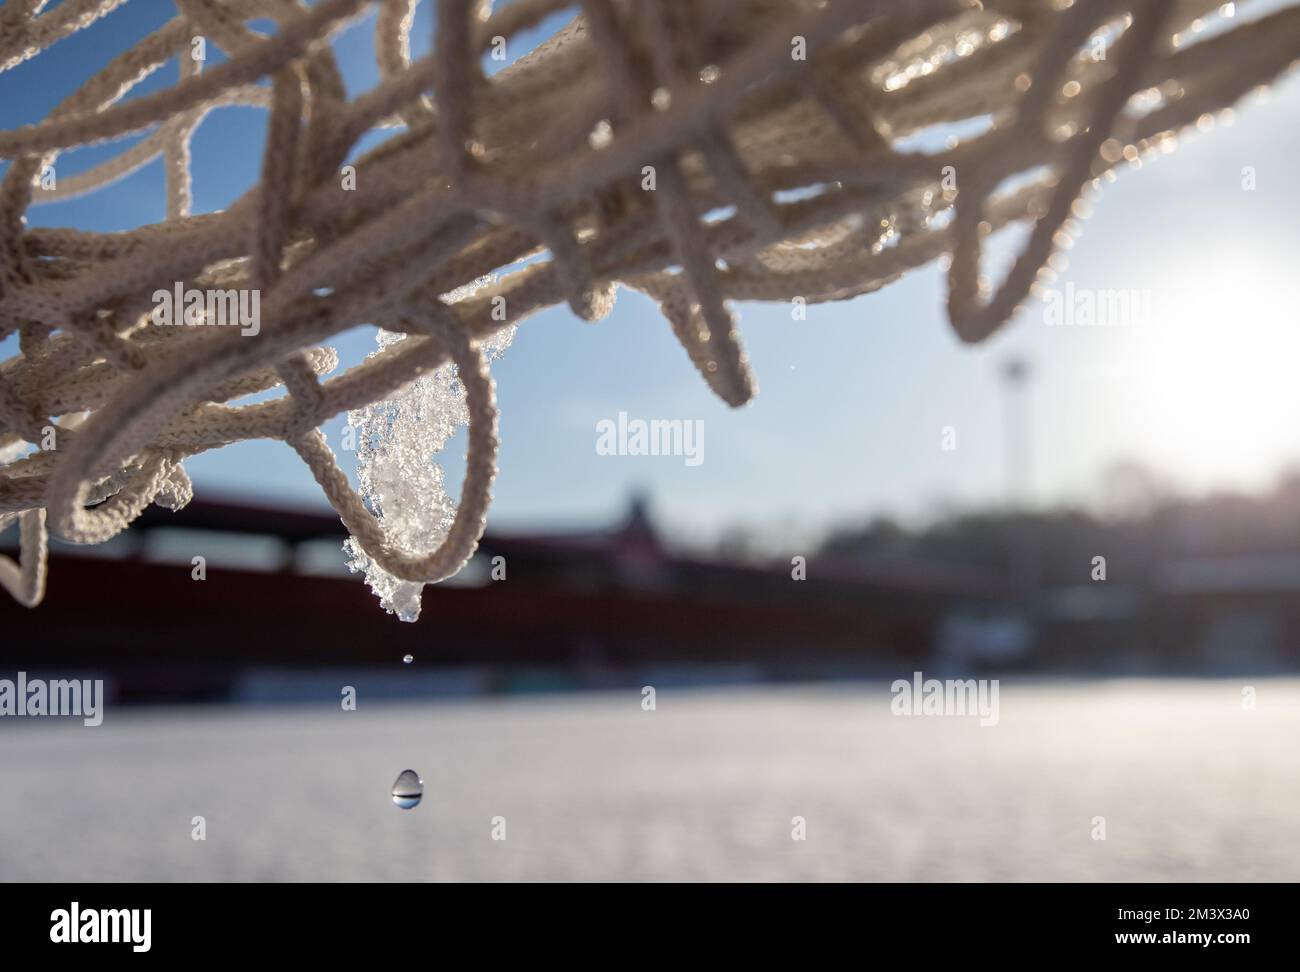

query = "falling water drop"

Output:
[[391, 769, 423, 809], [402, 654, 413, 664]]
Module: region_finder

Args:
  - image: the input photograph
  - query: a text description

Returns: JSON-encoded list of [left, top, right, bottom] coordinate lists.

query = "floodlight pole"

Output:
[[1000, 357, 1033, 510], [1000, 357, 1039, 604]]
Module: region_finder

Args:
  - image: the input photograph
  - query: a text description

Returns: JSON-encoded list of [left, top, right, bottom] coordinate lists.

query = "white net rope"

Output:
[[0, 0, 1297, 617]]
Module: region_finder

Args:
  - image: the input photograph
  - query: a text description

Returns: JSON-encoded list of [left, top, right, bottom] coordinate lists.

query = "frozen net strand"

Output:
[[0, 0, 1297, 616]]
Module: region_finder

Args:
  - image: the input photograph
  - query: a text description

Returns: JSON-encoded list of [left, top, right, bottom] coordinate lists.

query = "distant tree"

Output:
[[1095, 459, 1173, 521]]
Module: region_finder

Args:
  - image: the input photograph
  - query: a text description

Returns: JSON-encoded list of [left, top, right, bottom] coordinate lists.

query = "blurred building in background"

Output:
[[0, 496, 981, 702], [5, 476, 1300, 703]]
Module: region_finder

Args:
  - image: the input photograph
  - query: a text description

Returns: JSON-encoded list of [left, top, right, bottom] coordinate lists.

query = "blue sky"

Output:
[[4, 2, 1299, 549]]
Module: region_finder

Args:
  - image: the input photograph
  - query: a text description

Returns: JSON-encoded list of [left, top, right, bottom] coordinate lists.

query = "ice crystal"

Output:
[[344, 279, 513, 622]]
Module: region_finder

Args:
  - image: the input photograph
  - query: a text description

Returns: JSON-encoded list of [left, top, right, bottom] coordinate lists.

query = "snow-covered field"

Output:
[[2, 679, 1297, 881]]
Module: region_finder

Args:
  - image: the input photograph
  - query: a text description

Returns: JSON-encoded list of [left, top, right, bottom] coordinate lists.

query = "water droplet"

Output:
[[391, 769, 423, 809], [402, 654, 414, 664]]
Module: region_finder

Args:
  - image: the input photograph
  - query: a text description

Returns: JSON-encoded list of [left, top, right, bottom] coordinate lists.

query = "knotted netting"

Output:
[[1, 0, 1297, 618]]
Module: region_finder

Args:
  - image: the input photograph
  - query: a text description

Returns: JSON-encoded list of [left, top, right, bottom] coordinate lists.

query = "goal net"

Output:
[[1, 0, 1296, 617]]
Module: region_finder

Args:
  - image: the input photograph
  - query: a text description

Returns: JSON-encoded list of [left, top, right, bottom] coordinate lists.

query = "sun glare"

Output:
[[1129, 253, 1300, 487]]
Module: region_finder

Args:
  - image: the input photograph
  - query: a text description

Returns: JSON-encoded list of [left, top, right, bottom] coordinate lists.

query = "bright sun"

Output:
[[1129, 252, 1300, 487]]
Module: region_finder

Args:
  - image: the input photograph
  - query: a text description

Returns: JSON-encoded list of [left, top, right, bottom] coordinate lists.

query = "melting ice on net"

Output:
[[344, 277, 514, 622]]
